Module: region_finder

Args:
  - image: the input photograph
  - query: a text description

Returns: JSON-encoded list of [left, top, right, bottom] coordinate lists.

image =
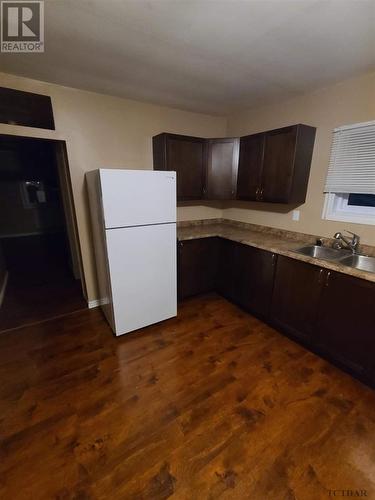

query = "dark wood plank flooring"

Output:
[[1, 294, 375, 499], [0, 234, 86, 332], [0, 269, 86, 332]]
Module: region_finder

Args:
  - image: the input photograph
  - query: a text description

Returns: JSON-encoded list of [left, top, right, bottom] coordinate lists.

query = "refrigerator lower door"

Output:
[[105, 223, 177, 335]]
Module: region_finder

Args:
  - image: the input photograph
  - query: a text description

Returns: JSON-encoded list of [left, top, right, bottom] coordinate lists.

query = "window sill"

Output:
[[323, 193, 375, 226]]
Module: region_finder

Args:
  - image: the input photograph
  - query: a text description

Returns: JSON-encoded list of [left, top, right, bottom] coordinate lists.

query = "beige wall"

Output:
[[2, 70, 374, 302], [0, 72, 226, 302], [226, 71, 375, 245]]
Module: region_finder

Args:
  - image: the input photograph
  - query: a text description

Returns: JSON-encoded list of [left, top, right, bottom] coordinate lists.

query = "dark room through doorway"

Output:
[[0, 135, 86, 331]]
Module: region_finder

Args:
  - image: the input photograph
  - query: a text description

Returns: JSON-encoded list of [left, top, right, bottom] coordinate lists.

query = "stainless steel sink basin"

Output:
[[294, 244, 375, 274], [294, 245, 348, 261], [339, 254, 375, 274]]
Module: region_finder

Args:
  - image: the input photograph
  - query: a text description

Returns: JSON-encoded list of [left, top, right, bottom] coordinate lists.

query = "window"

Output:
[[323, 120, 375, 225], [348, 193, 375, 207]]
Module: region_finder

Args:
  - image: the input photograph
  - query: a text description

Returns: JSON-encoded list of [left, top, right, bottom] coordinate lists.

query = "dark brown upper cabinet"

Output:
[[153, 133, 206, 201], [0, 87, 55, 130], [237, 124, 316, 204], [205, 138, 239, 200], [237, 133, 265, 201], [153, 124, 315, 204]]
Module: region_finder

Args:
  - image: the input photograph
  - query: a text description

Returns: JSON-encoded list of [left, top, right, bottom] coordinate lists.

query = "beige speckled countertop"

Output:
[[177, 219, 375, 284]]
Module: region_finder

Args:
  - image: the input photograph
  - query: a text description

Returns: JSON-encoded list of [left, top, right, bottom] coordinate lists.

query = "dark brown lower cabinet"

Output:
[[178, 237, 375, 387], [271, 256, 324, 342], [177, 238, 219, 300], [316, 271, 375, 382], [216, 239, 276, 317], [270, 256, 375, 386], [216, 238, 237, 302], [185, 238, 276, 317], [235, 244, 276, 317]]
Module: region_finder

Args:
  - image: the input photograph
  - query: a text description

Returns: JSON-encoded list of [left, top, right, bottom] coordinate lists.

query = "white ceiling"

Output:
[[0, 0, 374, 115]]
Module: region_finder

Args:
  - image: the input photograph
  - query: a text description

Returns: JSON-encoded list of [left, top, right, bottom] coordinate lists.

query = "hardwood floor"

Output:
[[0, 234, 86, 332], [0, 270, 86, 332], [1, 294, 375, 499]]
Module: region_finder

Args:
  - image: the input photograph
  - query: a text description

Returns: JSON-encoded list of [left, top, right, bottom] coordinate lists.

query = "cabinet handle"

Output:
[[259, 187, 264, 200], [255, 187, 260, 200], [271, 253, 277, 266], [179, 241, 183, 247], [318, 268, 324, 284], [325, 271, 331, 287]]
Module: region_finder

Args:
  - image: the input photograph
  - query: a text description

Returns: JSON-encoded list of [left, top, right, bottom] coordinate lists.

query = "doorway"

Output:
[[0, 134, 86, 331]]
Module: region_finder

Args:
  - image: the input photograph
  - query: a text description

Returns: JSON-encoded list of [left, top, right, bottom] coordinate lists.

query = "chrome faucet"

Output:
[[333, 230, 360, 254]]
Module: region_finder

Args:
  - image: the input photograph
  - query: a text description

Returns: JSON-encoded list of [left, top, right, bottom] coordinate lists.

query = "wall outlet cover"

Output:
[[292, 210, 300, 221]]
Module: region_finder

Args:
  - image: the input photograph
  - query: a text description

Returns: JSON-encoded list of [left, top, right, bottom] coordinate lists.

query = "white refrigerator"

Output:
[[86, 169, 177, 336]]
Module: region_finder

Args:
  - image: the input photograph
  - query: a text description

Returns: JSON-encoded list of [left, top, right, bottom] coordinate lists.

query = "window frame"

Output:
[[323, 119, 375, 225], [323, 192, 375, 226]]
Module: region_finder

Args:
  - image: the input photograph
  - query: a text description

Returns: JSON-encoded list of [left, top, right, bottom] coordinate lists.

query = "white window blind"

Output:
[[324, 120, 375, 194]]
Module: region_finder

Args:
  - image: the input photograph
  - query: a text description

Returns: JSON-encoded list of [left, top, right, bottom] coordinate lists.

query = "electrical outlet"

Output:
[[292, 210, 300, 221]]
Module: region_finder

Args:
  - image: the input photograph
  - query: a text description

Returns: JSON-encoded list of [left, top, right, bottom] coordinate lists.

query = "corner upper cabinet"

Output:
[[237, 124, 316, 204], [205, 138, 239, 200], [153, 133, 206, 201]]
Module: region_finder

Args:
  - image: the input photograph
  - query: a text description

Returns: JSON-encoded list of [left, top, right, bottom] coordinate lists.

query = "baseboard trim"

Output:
[[87, 298, 106, 309], [0, 271, 9, 308]]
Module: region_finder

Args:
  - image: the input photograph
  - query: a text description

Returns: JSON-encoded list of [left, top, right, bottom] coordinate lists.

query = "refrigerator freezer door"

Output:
[[105, 223, 177, 335], [99, 169, 176, 229]]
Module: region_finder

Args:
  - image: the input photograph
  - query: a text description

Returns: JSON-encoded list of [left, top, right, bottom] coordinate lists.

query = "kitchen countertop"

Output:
[[177, 219, 375, 284]]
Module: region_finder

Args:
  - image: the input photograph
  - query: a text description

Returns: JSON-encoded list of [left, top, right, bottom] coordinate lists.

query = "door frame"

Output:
[[0, 133, 87, 300]]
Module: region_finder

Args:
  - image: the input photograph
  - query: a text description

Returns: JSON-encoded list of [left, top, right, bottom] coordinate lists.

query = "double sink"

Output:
[[294, 245, 375, 274]]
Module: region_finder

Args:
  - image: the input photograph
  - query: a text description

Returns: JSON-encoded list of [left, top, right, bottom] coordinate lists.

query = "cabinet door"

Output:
[[216, 238, 237, 301], [153, 133, 205, 201], [316, 272, 375, 379], [236, 133, 264, 201], [271, 256, 324, 342], [167, 135, 205, 200], [177, 238, 219, 300], [261, 126, 298, 203], [205, 138, 239, 200], [236, 244, 276, 318], [0, 86, 55, 130]]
